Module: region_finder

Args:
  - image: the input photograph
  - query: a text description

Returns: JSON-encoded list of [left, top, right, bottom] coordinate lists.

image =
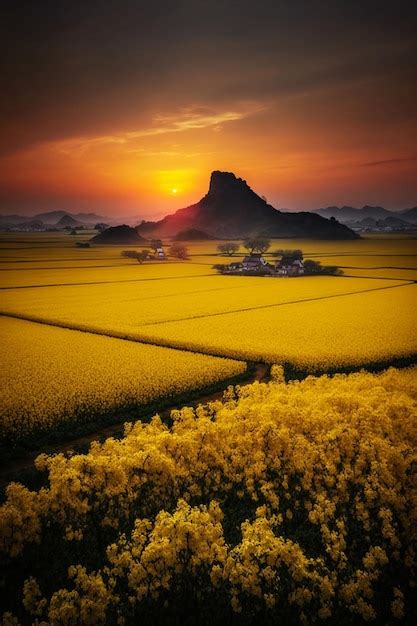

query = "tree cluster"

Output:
[[243, 238, 270, 254]]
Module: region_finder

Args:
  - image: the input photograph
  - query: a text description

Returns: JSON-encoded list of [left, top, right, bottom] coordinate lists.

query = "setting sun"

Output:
[[171, 188, 178, 194]]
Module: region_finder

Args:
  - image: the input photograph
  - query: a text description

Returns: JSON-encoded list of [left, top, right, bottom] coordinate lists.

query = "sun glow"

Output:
[[171, 188, 178, 194]]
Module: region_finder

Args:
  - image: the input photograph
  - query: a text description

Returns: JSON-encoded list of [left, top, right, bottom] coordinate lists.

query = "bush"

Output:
[[121, 250, 149, 263], [304, 259, 343, 275]]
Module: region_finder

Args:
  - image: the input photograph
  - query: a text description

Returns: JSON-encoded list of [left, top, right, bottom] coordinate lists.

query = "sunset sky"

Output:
[[1, 0, 417, 218]]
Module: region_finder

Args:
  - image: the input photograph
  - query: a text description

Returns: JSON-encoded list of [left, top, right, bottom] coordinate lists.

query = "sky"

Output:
[[1, 0, 417, 218]]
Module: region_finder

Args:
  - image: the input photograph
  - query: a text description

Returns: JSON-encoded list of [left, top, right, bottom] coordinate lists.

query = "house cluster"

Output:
[[224, 253, 304, 276]]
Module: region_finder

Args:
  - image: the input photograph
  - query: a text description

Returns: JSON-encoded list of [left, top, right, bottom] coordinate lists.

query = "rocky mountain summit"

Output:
[[137, 171, 358, 239]]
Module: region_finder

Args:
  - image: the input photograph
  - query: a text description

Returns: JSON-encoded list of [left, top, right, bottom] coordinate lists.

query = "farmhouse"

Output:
[[275, 256, 304, 276], [154, 246, 166, 259], [242, 253, 269, 272]]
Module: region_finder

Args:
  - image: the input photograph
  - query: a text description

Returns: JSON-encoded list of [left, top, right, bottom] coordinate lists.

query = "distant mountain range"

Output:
[[2, 185, 416, 236], [0, 211, 107, 228], [313, 205, 417, 224], [137, 171, 357, 239]]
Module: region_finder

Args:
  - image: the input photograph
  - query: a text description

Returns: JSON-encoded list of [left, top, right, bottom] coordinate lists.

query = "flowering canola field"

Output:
[[0, 317, 245, 444], [0, 275, 401, 328], [0, 233, 416, 442], [108, 283, 416, 369], [1, 367, 416, 624]]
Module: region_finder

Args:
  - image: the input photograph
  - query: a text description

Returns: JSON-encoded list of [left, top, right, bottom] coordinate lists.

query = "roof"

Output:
[[243, 254, 265, 264], [277, 256, 303, 266]]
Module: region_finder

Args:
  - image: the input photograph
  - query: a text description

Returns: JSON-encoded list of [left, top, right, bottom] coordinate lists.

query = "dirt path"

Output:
[[0, 362, 269, 486]]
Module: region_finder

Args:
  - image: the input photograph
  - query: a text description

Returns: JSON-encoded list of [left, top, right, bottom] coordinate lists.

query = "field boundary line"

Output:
[[131, 280, 415, 326], [0, 273, 216, 290], [0, 312, 250, 362]]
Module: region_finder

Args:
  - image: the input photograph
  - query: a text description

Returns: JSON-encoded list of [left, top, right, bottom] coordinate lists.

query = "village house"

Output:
[[154, 246, 166, 259], [242, 253, 271, 272], [275, 256, 304, 276]]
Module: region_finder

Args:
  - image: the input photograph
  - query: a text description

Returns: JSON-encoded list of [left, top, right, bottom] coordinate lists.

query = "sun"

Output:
[[171, 188, 178, 194]]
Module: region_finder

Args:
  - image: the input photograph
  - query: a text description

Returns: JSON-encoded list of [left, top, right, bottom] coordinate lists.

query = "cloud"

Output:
[[360, 156, 417, 168], [49, 103, 266, 156]]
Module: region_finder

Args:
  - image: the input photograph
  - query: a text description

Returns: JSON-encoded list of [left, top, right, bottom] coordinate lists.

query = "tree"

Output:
[[121, 250, 149, 263], [243, 238, 271, 254], [217, 242, 240, 256], [94, 223, 109, 231], [273, 249, 303, 259], [150, 239, 163, 251], [169, 243, 189, 259]]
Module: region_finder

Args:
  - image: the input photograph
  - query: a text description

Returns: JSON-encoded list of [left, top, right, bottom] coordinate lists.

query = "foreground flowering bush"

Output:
[[1, 366, 416, 624]]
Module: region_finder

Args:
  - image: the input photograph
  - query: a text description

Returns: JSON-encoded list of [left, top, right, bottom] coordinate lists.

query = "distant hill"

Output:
[[349, 216, 413, 229], [35, 211, 107, 225], [0, 211, 108, 227], [90, 225, 146, 245], [137, 171, 358, 239], [400, 206, 417, 221], [57, 214, 81, 227], [314, 205, 417, 224], [173, 228, 213, 240], [20, 219, 45, 229]]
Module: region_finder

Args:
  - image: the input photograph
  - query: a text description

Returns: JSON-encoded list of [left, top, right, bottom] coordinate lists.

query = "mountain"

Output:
[[399, 207, 417, 222], [173, 228, 213, 240], [0, 211, 108, 227], [90, 225, 146, 244], [57, 214, 81, 227], [314, 205, 417, 224], [314, 206, 393, 221], [34, 211, 107, 224], [137, 171, 358, 239]]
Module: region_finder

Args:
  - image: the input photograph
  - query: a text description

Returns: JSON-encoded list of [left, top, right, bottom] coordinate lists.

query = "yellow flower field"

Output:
[[1, 366, 416, 624], [133, 283, 417, 368], [0, 317, 246, 442], [0, 274, 407, 329], [0, 261, 215, 288]]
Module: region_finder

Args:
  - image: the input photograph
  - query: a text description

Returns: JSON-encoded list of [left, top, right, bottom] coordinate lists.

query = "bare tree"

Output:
[[169, 243, 189, 259], [217, 242, 240, 256]]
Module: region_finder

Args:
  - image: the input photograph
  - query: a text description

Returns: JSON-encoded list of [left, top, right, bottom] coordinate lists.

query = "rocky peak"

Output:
[[208, 171, 251, 196]]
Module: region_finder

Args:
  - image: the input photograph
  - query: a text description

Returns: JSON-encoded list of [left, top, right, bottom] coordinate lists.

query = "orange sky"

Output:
[[1, 1, 416, 217]]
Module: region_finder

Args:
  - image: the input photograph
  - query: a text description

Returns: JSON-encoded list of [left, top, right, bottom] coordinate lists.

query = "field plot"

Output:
[[0, 275, 405, 329], [133, 283, 417, 369], [340, 267, 417, 281], [0, 317, 246, 444], [0, 261, 214, 288]]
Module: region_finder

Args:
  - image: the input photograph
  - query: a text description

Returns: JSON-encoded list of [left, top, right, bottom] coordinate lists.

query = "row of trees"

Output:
[[122, 243, 189, 263], [217, 238, 272, 256], [217, 240, 305, 257]]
